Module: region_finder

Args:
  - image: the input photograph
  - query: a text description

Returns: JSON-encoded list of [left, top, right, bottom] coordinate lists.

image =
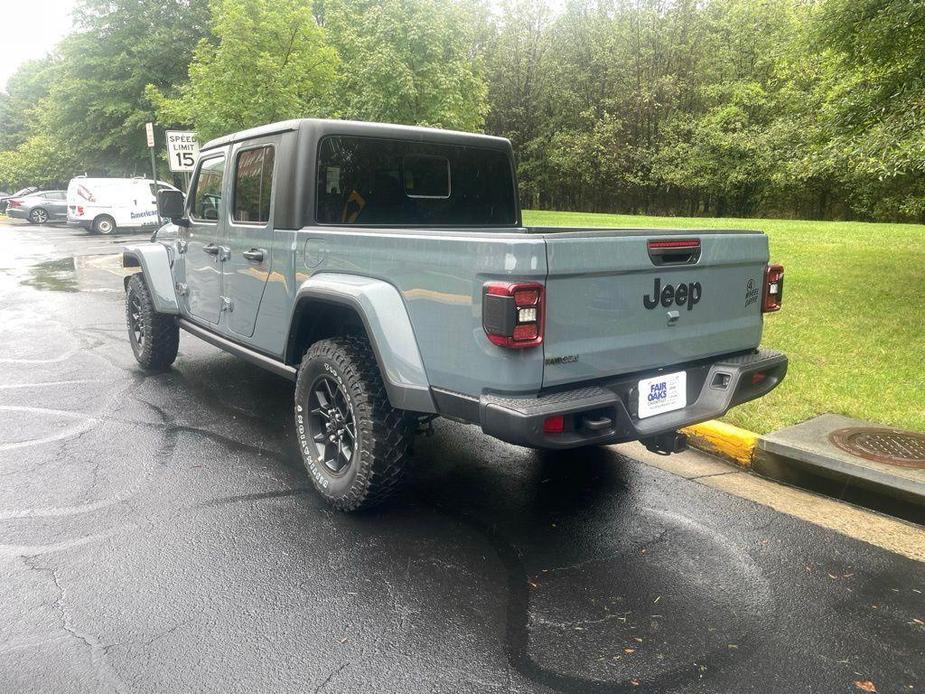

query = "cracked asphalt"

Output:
[[0, 221, 923, 694]]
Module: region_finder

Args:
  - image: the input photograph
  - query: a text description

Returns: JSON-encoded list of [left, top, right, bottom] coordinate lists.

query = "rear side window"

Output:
[[316, 136, 516, 226], [191, 155, 225, 221], [233, 145, 275, 223]]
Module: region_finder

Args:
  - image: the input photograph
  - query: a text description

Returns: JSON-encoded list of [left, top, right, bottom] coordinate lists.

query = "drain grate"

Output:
[[829, 427, 925, 469]]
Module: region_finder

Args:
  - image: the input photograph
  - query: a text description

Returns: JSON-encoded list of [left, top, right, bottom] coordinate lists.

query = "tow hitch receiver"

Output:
[[642, 431, 688, 456]]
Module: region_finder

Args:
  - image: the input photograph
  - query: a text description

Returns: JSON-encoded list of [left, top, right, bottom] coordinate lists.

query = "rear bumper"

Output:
[[68, 219, 93, 230], [473, 348, 787, 450], [6, 208, 27, 220]]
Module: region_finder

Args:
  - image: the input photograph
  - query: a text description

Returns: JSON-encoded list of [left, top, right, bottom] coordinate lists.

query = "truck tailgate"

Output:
[[542, 230, 768, 388]]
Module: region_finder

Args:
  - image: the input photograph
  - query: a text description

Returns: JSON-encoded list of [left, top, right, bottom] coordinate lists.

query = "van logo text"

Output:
[[643, 278, 701, 311]]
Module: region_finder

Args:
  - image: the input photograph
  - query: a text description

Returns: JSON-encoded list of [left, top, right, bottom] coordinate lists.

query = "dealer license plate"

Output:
[[637, 371, 687, 419]]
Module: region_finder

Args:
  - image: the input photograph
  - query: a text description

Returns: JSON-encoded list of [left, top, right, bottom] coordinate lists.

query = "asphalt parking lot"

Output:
[[0, 220, 923, 694]]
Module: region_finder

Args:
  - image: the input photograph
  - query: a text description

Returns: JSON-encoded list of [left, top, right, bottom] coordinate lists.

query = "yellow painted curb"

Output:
[[681, 420, 759, 467]]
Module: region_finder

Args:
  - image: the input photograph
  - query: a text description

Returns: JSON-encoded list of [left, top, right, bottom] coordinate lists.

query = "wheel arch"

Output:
[[122, 244, 179, 315], [286, 274, 435, 413]]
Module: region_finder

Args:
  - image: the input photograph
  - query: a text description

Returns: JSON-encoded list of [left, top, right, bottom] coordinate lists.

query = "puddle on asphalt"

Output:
[[14, 254, 129, 293], [21, 258, 79, 292]]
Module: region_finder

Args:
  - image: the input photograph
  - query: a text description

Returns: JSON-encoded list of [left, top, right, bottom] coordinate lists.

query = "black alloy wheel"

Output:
[[128, 292, 145, 350], [306, 374, 357, 475]]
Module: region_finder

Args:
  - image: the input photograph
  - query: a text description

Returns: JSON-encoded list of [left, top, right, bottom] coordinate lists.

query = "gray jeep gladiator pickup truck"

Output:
[[123, 118, 787, 511]]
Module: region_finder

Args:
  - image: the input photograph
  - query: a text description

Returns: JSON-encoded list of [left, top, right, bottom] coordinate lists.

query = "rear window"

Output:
[[316, 136, 516, 226]]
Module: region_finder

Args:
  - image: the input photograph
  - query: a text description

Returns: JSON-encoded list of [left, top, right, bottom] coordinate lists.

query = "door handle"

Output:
[[203, 243, 220, 256], [242, 248, 265, 262]]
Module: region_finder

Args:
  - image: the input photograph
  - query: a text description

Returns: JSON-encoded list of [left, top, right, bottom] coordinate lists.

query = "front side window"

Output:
[[233, 145, 275, 223], [315, 136, 516, 226], [191, 155, 225, 221]]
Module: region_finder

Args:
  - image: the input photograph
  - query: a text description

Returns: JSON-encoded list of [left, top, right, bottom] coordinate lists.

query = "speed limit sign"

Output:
[[165, 130, 200, 173]]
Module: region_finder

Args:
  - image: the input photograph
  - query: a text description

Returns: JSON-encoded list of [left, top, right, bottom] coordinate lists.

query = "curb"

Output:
[[683, 418, 924, 524], [681, 420, 758, 467]]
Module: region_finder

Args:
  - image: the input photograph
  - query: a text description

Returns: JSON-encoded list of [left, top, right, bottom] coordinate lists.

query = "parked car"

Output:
[[0, 186, 39, 213], [5, 190, 68, 224], [124, 118, 787, 512], [67, 177, 180, 234]]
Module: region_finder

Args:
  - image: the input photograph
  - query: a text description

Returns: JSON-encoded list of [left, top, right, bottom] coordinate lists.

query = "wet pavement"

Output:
[[0, 221, 923, 693]]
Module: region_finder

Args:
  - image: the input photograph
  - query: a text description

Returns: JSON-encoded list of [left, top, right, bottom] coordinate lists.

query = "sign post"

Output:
[[166, 130, 200, 192], [145, 121, 157, 181], [145, 122, 159, 222]]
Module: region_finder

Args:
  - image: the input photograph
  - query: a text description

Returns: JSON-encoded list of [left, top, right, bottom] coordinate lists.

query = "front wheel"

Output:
[[126, 274, 179, 371], [294, 337, 415, 511], [93, 215, 116, 235]]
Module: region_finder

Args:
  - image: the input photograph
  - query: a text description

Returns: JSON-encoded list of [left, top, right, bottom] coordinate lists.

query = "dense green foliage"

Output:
[[148, 0, 338, 142], [488, 0, 925, 221], [0, 0, 922, 222], [525, 209, 925, 433]]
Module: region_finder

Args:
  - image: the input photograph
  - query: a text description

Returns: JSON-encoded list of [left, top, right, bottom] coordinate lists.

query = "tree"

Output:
[[149, 0, 339, 141], [813, 0, 925, 219], [0, 58, 58, 153], [483, 0, 554, 205], [0, 134, 79, 190], [323, 0, 488, 131], [43, 0, 212, 176]]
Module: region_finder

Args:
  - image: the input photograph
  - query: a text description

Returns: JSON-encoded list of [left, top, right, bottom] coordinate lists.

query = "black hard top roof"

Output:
[[200, 118, 511, 152]]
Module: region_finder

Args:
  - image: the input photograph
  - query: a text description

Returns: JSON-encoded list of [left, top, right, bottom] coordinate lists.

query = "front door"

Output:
[[222, 141, 276, 338], [181, 152, 227, 324]]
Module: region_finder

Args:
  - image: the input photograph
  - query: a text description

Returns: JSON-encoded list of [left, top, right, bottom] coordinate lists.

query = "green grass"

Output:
[[523, 209, 925, 434]]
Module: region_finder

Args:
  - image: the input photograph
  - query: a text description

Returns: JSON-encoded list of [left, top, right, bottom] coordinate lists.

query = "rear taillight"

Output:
[[482, 281, 545, 348], [763, 263, 784, 313], [8, 199, 22, 208]]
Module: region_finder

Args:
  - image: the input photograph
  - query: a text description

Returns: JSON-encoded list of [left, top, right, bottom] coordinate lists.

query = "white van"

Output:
[[67, 177, 180, 234]]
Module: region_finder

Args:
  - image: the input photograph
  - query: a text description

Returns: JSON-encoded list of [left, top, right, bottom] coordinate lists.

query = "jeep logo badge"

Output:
[[643, 278, 701, 311]]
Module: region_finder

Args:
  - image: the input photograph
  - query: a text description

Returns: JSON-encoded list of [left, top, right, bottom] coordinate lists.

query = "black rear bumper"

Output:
[[472, 348, 787, 450]]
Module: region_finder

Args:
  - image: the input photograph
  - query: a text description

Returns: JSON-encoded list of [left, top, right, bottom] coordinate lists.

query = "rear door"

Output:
[[542, 230, 769, 387], [221, 139, 277, 339], [180, 152, 227, 325], [44, 191, 67, 219]]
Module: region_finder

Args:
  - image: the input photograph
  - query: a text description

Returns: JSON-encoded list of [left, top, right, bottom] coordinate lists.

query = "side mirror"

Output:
[[157, 189, 188, 226]]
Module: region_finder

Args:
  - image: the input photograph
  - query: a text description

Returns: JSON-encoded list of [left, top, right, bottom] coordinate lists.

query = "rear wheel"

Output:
[[29, 208, 48, 224], [93, 214, 116, 235], [294, 337, 415, 511], [126, 274, 179, 371]]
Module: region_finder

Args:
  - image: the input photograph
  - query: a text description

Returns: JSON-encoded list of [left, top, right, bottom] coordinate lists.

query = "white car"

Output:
[[67, 177, 180, 234]]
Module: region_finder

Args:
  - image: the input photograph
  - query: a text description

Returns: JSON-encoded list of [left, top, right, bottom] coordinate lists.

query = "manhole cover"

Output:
[[829, 427, 925, 468]]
